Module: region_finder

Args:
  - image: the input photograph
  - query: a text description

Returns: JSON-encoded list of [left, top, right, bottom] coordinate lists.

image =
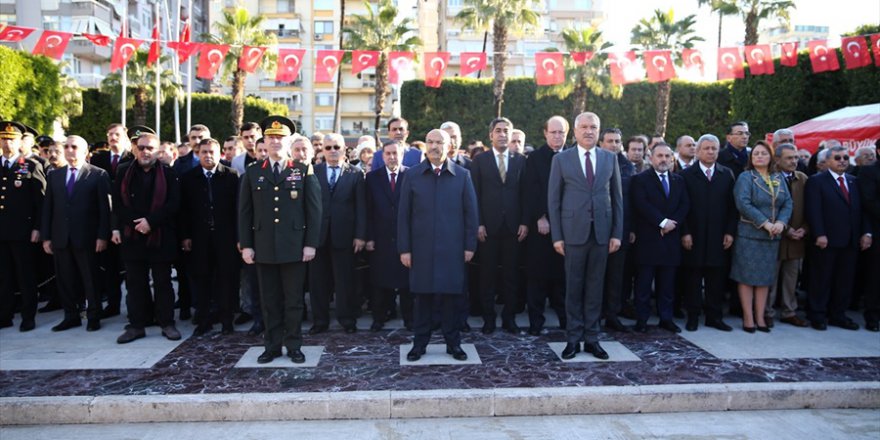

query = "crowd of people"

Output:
[[0, 111, 877, 364]]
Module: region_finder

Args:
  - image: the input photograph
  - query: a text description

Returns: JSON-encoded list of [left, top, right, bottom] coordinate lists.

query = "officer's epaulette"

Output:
[[306, 163, 314, 175]]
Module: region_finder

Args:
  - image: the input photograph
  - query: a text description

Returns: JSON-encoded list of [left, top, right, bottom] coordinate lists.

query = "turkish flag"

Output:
[[110, 37, 144, 72], [315, 49, 344, 82], [147, 24, 161, 66], [196, 44, 229, 80], [744, 44, 774, 75], [352, 50, 379, 75], [570, 51, 594, 65], [871, 34, 880, 67], [643, 50, 675, 83], [681, 48, 705, 78], [780, 42, 799, 67], [276, 48, 306, 83], [841, 36, 871, 69], [807, 39, 839, 73], [459, 52, 487, 76], [607, 51, 642, 85], [717, 47, 744, 80], [0, 25, 35, 42], [239, 46, 267, 73], [82, 33, 111, 46], [388, 51, 414, 85], [534, 52, 564, 86], [32, 31, 72, 60], [167, 41, 200, 64], [423, 52, 450, 88]]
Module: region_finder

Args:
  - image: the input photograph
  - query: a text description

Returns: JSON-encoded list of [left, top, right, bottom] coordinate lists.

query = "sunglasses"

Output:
[[136, 145, 155, 151], [324, 145, 341, 151], [832, 155, 848, 161]]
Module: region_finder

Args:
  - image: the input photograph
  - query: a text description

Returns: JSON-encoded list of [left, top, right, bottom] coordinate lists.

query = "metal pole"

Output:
[[121, 2, 128, 125], [185, 0, 192, 131], [168, 0, 181, 144], [154, 1, 161, 139]]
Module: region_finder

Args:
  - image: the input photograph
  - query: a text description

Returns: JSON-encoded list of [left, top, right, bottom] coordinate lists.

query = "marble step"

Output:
[[2, 381, 879, 425]]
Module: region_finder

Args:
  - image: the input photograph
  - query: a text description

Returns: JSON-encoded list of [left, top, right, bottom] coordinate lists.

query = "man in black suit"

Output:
[[180, 138, 240, 336], [630, 143, 690, 333], [680, 134, 736, 332], [717, 121, 751, 178], [805, 145, 872, 330], [470, 117, 528, 334], [0, 121, 46, 332], [857, 142, 880, 332], [523, 115, 568, 336], [41, 135, 111, 332], [308, 133, 366, 334]]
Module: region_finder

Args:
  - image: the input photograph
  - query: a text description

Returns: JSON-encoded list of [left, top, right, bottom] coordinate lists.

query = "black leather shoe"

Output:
[[234, 312, 253, 325], [406, 347, 425, 362], [446, 345, 468, 361], [344, 326, 357, 334], [52, 319, 81, 332], [584, 342, 609, 360], [866, 321, 880, 332], [757, 325, 771, 333], [561, 342, 580, 359], [503, 324, 524, 335], [221, 324, 234, 335], [257, 350, 281, 364], [192, 325, 212, 337], [528, 327, 547, 336], [811, 321, 827, 331], [117, 327, 146, 344], [673, 308, 686, 319], [705, 319, 733, 332], [86, 320, 101, 332], [308, 325, 328, 335], [288, 349, 306, 364], [481, 323, 496, 334], [605, 318, 632, 333], [743, 326, 756, 333], [461, 322, 471, 332], [659, 320, 681, 333], [370, 322, 384, 332], [247, 323, 264, 336], [829, 318, 859, 330], [634, 320, 648, 333], [19, 319, 35, 332], [685, 317, 699, 332], [100, 306, 120, 319], [39, 302, 62, 313]]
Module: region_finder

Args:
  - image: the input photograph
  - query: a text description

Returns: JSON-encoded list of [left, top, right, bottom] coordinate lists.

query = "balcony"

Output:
[[68, 38, 112, 62], [73, 72, 106, 89], [260, 79, 303, 90], [266, 29, 301, 41]]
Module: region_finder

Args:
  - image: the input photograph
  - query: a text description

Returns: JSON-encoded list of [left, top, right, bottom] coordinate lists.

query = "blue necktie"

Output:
[[329, 166, 338, 189], [660, 173, 669, 197]]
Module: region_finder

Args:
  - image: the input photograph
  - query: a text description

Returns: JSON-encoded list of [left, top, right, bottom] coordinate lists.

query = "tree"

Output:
[[740, 0, 795, 45], [344, 0, 422, 134], [100, 51, 181, 127], [696, 0, 739, 47], [631, 9, 703, 138], [455, 0, 540, 117], [206, 6, 277, 134]]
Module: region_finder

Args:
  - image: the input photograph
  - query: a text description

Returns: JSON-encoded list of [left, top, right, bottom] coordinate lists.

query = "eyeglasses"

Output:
[[832, 155, 849, 161], [324, 145, 341, 151]]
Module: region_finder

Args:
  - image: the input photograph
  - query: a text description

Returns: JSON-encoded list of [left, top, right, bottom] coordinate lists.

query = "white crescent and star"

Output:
[[720, 52, 737, 68], [323, 55, 339, 69], [813, 45, 828, 61], [358, 54, 374, 66], [430, 57, 446, 73], [652, 54, 668, 71], [750, 48, 765, 64], [392, 56, 411, 71], [542, 57, 558, 75], [846, 41, 862, 57], [465, 56, 482, 69], [688, 51, 703, 66], [283, 54, 300, 70], [208, 49, 223, 65], [120, 43, 137, 58], [245, 47, 263, 65], [6, 30, 24, 39], [45, 35, 63, 48]]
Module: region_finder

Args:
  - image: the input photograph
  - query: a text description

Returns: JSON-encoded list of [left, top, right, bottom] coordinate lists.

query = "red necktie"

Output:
[[838, 176, 850, 203], [584, 151, 594, 186], [111, 154, 119, 174], [434, 167, 441, 176], [390, 172, 396, 192]]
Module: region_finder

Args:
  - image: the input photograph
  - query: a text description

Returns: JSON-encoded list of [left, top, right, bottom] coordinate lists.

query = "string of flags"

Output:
[[1, 23, 878, 88]]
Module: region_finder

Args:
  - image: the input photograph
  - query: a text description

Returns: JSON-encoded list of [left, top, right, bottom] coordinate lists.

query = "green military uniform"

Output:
[[238, 117, 321, 359]]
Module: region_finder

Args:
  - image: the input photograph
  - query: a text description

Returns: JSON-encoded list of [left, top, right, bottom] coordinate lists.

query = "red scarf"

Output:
[[119, 163, 167, 248]]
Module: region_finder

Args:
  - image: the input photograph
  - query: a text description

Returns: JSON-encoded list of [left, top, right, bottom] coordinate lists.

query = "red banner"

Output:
[[351, 50, 379, 75], [459, 52, 487, 76], [196, 44, 229, 80], [315, 49, 344, 82], [681, 48, 705, 77], [147, 25, 161, 66], [872, 34, 880, 67], [276, 48, 306, 83], [608, 51, 642, 85], [643, 50, 675, 82], [808, 40, 839, 73], [841, 36, 871, 69], [534, 52, 564, 85], [82, 33, 111, 46], [239, 46, 267, 73], [423, 52, 450, 88], [570, 51, 594, 65], [780, 42, 799, 67], [717, 47, 744, 80], [110, 38, 145, 72], [388, 51, 414, 85], [0, 25, 35, 42], [744, 44, 774, 75], [32, 31, 72, 60]]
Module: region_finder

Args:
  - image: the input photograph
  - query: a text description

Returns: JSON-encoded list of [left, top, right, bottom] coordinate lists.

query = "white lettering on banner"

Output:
[[843, 139, 879, 155]]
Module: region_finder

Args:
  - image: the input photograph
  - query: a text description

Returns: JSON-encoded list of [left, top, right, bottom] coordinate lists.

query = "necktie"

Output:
[[273, 162, 280, 180], [329, 166, 338, 189], [206, 171, 214, 204], [390, 172, 397, 192], [111, 154, 119, 174], [435, 167, 441, 176], [785, 173, 793, 191], [66, 168, 76, 197], [661, 173, 669, 197], [584, 151, 594, 186], [497, 153, 507, 183], [838, 176, 850, 203], [705, 168, 712, 182]]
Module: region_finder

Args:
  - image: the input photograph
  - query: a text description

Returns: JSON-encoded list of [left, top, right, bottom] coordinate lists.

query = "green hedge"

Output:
[[0, 46, 64, 134], [68, 89, 288, 144]]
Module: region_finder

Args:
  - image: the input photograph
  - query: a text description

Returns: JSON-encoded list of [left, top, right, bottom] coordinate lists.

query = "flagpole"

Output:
[[185, 0, 192, 131], [154, 0, 161, 139], [121, 2, 128, 126], [167, 0, 181, 144]]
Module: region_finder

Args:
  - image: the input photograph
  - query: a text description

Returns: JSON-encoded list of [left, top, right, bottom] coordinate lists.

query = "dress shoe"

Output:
[[161, 325, 182, 341], [705, 319, 733, 332], [221, 324, 234, 335], [503, 324, 524, 335], [0, 320, 13, 329], [829, 318, 859, 331], [117, 327, 146, 344], [38, 302, 62, 313], [404, 322, 414, 331], [288, 349, 306, 364], [528, 327, 548, 336], [247, 323, 265, 336], [19, 319, 35, 332], [561, 342, 580, 360], [86, 319, 100, 331], [446, 345, 468, 361], [605, 318, 632, 333], [634, 320, 648, 333], [583, 342, 609, 360], [100, 306, 120, 319], [743, 326, 756, 333], [481, 323, 496, 334], [406, 347, 425, 362], [52, 319, 81, 332], [308, 325, 328, 335], [811, 321, 827, 331], [780, 316, 809, 327], [685, 317, 699, 332], [461, 322, 471, 332], [658, 320, 681, 333], [178, 308, 192, 321], [673, 308, 686, 319], [234, 312, 253, 325], [192, 325, 212, 337], [344, 326, 357, 334], [865, 321, 879, 332], [370, 322, 384, 332], [756, 326, 771, 333], [257, 350, 282, 364]]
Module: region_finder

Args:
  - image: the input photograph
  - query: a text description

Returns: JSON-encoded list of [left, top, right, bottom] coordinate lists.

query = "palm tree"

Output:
[[455, 0, 540, 117], [101, 51, 181, 127], [556, 26, 620, 122], [344, 0, 422, 134], [205, 6, 277, 134], [696, 0, 795, 46], [696, 0, 738, 47], [631, 9, 703, 138]]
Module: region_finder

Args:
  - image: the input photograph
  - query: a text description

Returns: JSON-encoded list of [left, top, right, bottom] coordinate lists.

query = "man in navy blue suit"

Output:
[[805, 145, 872, 331], [371, 118, 423, 170], [630, 143, 690, 333]]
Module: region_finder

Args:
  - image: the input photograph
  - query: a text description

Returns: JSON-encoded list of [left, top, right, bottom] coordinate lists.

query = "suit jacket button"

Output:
[[274, 196, 279, 201], [274, 186, 279, 191], [274, 218, 280, 223], [274, 207, 279, 212]]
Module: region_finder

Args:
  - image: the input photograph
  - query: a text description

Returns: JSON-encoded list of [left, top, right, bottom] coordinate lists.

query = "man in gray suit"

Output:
[[548, 112, 623, 360]]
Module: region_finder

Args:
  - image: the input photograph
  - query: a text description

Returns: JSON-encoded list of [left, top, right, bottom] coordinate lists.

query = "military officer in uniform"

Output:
[[239, 116, 322, 364], [0, 121, 47, 331]]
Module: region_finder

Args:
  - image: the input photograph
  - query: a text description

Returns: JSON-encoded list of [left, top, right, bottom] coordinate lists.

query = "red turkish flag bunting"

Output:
[[167, 41, 201, 64], [534, 52, 564, 86], [238, 46, 267, 73], [871, 34, 880, 67], [744, 45, 774, 75], [0, 25, 35, 42], [147, 24, 161, 66], [388, 51, 414, 85], [717, 47, 744, 80], [110, 38, 144, 72], [607, 52, 642, 85], [82, 33, 111, 46], [32, 31, 72, 60], [780, 42, 799, 67], [276, 48, 306, 83], [681, 49, 705, 77], [196, 44, 229, 80], [352, 50, 379, 75], [643, 50, 675, 83], [315, 50, 344, 82], [841, 36, 871, 69], [459, 52, 487, 76], [570, 51, 594, 65], [423, 52, 450, 88], [807, 40, 839, 73]]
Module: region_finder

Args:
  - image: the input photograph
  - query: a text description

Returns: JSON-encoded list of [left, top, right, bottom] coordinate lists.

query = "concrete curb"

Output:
[[2, 382, 879, 425]]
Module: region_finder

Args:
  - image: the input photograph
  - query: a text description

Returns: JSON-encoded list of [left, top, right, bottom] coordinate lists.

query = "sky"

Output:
[[596, 0, 880, 50]]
